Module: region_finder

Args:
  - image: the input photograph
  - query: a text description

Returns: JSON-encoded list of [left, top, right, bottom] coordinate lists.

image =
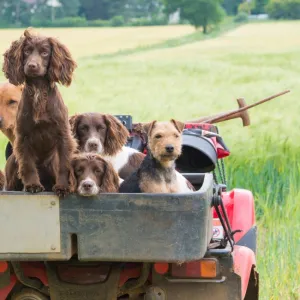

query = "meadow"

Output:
[[0, 21, 300, 299]]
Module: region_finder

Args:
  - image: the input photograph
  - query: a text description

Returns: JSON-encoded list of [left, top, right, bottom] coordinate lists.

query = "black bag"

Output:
[[176, 129, 218, 173]]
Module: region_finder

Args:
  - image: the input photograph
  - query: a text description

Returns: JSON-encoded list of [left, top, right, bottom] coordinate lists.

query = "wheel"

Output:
[[244, 268, 259, 300], [11, 288, 49, 300], [144, 286, 166, 300]]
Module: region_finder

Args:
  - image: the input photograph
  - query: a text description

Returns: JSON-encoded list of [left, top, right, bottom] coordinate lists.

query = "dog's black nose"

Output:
[[28, 62, 38, 70], [88, 142, 98, 151], [83, 182, 92, 190], [165, 145, 174, 153]]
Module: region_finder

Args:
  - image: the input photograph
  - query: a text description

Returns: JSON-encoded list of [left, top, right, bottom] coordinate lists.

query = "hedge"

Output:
[[28, 16, 168, 28], [266, 0, 300, 19]]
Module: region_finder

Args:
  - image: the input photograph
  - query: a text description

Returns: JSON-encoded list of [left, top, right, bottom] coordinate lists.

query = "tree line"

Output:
[[0, 0, 299, 30], [0, 0, 164, 26]]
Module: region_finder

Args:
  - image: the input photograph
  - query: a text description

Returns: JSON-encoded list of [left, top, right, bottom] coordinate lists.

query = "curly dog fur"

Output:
[[3, 28, 77, 196]]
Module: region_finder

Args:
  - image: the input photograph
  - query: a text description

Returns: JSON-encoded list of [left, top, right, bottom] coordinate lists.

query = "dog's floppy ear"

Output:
[[48, 37, 77, 87], [2, 31, 28, 85], [103, 114, 129, 156], [69, 157, 78, 193], [99, 159, 119, 193], [69, 114, 82, 139], [171, 119, 185, 133], [143, 121, 156, 136]]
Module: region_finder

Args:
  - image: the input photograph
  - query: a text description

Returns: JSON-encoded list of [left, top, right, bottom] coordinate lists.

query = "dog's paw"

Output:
[[53, 185, 70, 198], [25, 183, 45, 193]]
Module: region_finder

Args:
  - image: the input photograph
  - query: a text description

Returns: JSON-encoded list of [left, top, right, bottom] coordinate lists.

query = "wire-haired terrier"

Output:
[[119, 119, 194, 193]]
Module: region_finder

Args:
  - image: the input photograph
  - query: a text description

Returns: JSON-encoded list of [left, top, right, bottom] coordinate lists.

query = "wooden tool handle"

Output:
[[187, 98, 250, 126]]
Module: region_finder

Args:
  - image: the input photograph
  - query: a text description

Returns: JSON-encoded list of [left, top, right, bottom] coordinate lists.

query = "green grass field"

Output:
[[0, 21, 300, 299]]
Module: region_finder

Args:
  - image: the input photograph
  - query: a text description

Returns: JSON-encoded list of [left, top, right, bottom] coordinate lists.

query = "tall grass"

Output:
[[0, 21, 299, 299], [227, 142, 300, 299]]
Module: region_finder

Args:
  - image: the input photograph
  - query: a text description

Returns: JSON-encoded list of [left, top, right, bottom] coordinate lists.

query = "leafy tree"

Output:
[[124, 0, 164, 19], [164, 0, 225, 33], [31, 0, 80, 23], [0, 0, 33, 25], [59, 0, 81, 17], [252, 0, 269, 14], [79, 0, 108, 20], [266, 0, 300, 19], [238, 0, 255, 14], [79, 0, 126, 20], [223, 0, 243, 15]]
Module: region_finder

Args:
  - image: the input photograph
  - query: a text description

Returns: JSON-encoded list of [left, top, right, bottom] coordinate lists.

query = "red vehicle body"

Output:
[[0, 121, 259, 300]]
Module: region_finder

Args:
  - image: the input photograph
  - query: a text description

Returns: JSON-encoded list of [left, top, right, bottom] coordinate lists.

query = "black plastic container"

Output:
[[176, 130, 218, 173]]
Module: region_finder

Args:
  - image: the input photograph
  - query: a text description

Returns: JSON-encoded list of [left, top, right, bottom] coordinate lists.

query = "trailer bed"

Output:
[[0, 173, 213, 262]]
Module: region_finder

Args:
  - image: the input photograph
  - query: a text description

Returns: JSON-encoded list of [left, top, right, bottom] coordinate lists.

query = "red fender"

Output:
[[0, 262, 48, 299], [21, 262, 48, 286], [233, 245, 256, 299], [213, 189, 256, 242], [0, 275, 17, 300]]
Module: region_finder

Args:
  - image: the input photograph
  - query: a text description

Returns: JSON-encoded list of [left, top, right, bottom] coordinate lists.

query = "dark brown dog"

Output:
[[70, 113, 144, 179], [0, 170, 4, 190], [2, 29, 77, 196], [70, 153, 120, 196], [0, 82, 22, 143]]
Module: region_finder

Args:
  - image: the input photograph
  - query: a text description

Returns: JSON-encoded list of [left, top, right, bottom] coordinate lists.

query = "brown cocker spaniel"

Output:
[[2, 28, 77, 197]]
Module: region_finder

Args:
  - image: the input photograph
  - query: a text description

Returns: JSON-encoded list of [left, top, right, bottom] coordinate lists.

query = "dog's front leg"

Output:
[[15, 139, 44, 193], [4, 155, 23, 191], [53, 135, 73, 198]]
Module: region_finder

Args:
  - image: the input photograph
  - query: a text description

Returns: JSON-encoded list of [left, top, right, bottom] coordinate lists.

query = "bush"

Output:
[[129, 16, 168, 26], [234, 12, 249, 22], [238, 1, 255, 14], [31, 17, 87, 27], [0, 20, 20, 28], [110, 15, 125, 27], [266, 0, 300, 19], [31, 17, 51, 27], [52, 17, 87, 27], [28, 15, 168, 28], [87, 19, 111, 27]]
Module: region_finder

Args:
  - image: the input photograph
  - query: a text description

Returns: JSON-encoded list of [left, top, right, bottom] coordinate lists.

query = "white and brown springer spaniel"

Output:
[[70, 113, 144, 180]]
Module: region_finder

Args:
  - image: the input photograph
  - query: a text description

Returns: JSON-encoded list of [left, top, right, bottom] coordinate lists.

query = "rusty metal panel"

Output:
[[0, 194, 60, 253]]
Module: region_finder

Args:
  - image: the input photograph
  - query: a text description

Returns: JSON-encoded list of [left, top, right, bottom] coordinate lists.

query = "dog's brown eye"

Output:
[[155, 134, 162, 139], [80, 125, 89, 132], [94, 169, 102, 175], [24, 50, 30, 55], [97, 126, 104, 131], [41, 51, 48, 57], [174, 134, 179, 138], [75, 168, 83, 175], [8, 99, 17, 105]]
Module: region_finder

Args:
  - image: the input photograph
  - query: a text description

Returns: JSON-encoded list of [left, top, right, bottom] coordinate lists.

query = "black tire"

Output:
[[11, 288, 49, 300], [244, 268, 259, 300]]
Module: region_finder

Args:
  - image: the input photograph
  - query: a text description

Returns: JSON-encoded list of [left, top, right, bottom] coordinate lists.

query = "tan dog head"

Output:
[[0, 82, 22, 142], [143, 119, 185, 167]]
